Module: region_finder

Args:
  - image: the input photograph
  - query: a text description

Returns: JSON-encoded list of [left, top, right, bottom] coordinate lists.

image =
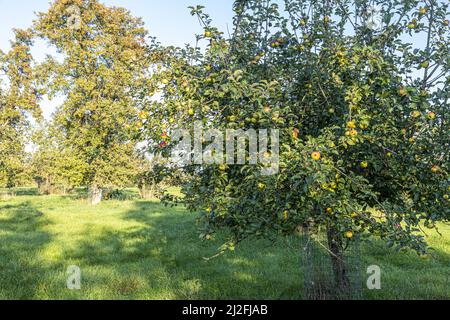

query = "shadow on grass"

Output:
[[0, 201, 53, 299], [64, 200, 304, 299], [2, 197, 447, 299], [72, 201, 449, 299]]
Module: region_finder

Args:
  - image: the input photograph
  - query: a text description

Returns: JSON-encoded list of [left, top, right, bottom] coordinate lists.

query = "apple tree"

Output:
[[31, 0, 152, 204], [30, 122, 86, 194], [0, 29, 42, 189], [144, 0, 449, 291]]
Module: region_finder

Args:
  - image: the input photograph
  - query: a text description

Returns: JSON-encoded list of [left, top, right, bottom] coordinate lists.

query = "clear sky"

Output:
[[0, 1, 433, 120], [0, 0, 234, 119], [0, 0, 234, 50]]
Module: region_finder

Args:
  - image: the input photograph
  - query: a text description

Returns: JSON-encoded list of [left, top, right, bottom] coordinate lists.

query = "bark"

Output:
[[139, 184, 155, 199], [36, 177, 53, 195], [90, 184, 103, 205], [327, 226, 350, 296]]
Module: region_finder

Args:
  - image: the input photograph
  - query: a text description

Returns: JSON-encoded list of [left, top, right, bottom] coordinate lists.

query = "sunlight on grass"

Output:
[[0, 191, 448, 300]]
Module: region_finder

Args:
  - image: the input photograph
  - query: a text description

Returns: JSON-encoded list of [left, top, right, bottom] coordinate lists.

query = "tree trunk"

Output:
[[139, 184, 155, 199], [327, 226, 350, 297], [90, 185, 103, 205], [36, 177, 53, 195]]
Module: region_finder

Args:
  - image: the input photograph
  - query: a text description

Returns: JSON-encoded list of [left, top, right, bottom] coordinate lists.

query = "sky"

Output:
[[0, 0, 235, 119], [0, 1, 436, 120]]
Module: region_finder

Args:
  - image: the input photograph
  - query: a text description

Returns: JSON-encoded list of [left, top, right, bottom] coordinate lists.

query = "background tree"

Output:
[[30, 122, 86, 194], [145, 0, 449, 292], [0, 29, 42, 191], [33, 0, 151, 204]]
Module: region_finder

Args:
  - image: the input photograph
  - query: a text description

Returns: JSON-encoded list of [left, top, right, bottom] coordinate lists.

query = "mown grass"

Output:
[[0, 188, 448, 300]]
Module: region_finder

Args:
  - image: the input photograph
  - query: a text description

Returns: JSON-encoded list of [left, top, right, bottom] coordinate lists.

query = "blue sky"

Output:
[[0, 0, 234, 119], [0, 1, 433, 120], [0, 0, 234, 50]]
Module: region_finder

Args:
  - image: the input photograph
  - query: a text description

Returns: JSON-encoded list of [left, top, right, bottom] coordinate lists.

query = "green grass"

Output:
[[0, 188, 448, 300]]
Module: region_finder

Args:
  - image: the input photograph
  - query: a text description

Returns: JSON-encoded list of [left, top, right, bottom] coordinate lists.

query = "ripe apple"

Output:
[[258, 182, 266, 191], [326, 208, 333, 214], [188, 108, 195, 116], [347, 121, 356, 129], [292, 128, 299, 140], [204, 31, 212, 38], [431, 165, 440, 173], [159, 141, 167, 148], [311, 151, 321, 161], [345, 231, 353, 239], [359, 120, 369, 129], [419, 7, 427, 15], [139, 111, 148, 120], [271, 114, 279, 122], [427, 112, 436, 120], [411, 111, 421, 118], [398, 86, 408, 96], [360, 161, 369, 169], [219, 164, 227, 171], [283, 210, 289, 220]]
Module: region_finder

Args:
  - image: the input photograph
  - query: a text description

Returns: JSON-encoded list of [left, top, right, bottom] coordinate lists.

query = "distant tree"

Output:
[[32, 0, 151, 204], [135, 152, 175, 200], [0, 29, 42, 190], [30, 123, 86, 194]]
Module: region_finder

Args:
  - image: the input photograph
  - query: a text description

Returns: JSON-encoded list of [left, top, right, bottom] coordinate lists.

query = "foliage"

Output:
[[145, 0, 449, 258], [0, 29, 42, 188], [30, 0, 152, 202], [30, 122, 86, 194]]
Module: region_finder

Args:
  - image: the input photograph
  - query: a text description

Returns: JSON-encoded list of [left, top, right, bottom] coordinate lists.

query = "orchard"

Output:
[[0, 0, 448, 299]]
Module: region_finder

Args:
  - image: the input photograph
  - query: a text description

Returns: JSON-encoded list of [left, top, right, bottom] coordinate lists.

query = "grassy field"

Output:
[[0, 188, 448, 300]]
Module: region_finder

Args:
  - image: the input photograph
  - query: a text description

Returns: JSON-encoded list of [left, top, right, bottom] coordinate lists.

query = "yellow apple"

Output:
[[311, 151, 321, 161]]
